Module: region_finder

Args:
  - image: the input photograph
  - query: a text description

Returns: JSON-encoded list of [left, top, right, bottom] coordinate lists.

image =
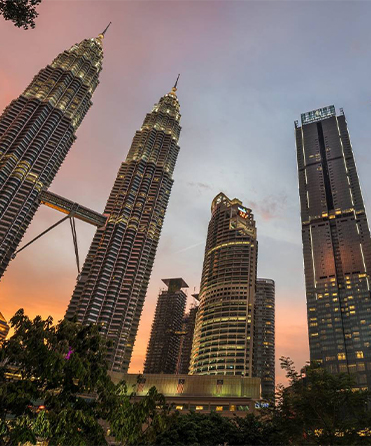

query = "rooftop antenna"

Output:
[[98, 22, 112, 40], [173, 73, 180, 90]]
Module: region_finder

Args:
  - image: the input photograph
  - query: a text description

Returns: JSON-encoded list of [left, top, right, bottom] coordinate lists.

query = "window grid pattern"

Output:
[[0, 36, 104, 277], [296, 110, 371, 389], [66, 89, 182, 373], [190, 193, 257, 378]]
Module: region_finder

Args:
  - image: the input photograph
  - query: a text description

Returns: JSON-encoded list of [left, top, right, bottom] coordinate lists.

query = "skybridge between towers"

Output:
[[12, 189, 108, 276], [39, 190, 108, 228]]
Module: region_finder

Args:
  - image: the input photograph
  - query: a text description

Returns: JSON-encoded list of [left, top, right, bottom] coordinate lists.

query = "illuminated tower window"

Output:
[[296, 106, 371, 388], [66, 81, 182, 373], [0, 31, 106, 278], [253, 278, 275, 398], [190, 193, 258, 378], [144, 278, 188, 374]]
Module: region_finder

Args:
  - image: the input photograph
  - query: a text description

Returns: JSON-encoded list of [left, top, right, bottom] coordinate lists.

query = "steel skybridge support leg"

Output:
[[69, 216, 81, 277], [12, 215, 70, 259]]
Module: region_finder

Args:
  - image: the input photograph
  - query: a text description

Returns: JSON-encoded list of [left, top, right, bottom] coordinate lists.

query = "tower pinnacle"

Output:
[[174, 74, 180, 90], [98, 22, 112, 40], [170, 74, 180, 97]]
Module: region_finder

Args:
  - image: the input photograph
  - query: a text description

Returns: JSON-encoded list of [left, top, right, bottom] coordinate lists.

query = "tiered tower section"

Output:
[[66, 85, 182, 373], [296, 106, 371, 389], [190, 193, 258, 377], [0, 312, 9, 345], [0, 33, 105, 277]]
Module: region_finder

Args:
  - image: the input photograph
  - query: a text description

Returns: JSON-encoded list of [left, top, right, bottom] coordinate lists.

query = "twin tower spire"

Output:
[[98, 22, 180, 95], [0, 29, 182, 373]]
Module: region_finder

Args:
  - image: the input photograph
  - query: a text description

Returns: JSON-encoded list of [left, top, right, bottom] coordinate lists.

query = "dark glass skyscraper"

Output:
[[253, 278, 275, 398], [0, 32, 106, 277], [66, 84, 182, 373], [190, 193, 258, 377], [296, 106, 371, 389], [144, 278, 188, 374]]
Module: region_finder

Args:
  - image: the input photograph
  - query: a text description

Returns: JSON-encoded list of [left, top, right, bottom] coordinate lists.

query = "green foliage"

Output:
[[2, 316, 371, 446], [274, 356, 371, 445], [0, 309, 110, 445], [0, 309, 171, 445], [108, 383, 171, 446], [153, 411, 279, 446], [154, 358, 371, 446], [0, 0, 42, 29]]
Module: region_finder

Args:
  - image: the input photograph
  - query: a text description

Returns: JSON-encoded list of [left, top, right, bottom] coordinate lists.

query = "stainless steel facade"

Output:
[[296, 106, 371, 389], [0, 34, 104, 277], [144, 278, 188, 374], [253, 278, 275, 398], [190, 193, 257, 377], [0, 311, 9, 345], [66, 86, 182, 373]]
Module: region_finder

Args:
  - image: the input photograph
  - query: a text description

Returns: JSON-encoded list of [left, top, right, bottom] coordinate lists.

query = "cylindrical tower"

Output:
[[190, 192, 258, 377], [0, 31, 106, 277]]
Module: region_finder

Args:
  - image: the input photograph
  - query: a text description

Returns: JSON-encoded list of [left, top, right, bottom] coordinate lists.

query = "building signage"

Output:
[[301, 105, 336, 125], [238, 206, 249, 219]]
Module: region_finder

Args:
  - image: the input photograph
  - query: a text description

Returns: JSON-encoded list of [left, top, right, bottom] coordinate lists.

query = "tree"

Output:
[[274, 356, 371, 445], [153, 411, 280, 446], [0, 309, 171, 445], [153, 411, 238, 446], [0, 0, 42, 29], [107, 383, 172, 446]]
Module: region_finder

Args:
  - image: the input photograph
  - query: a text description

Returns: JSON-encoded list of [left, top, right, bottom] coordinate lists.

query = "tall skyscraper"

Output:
[[0, 312, 9, 345], [253, 278, 275, 398], [296, 106, 371, 389], [190, 193, 258, 377], [144, 278, 188, 374], [66, 83, 182, 373], [0, 30, 107, 278], [177, 300, 199, 374]]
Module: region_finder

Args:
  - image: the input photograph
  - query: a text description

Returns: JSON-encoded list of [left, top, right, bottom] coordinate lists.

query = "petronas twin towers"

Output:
[[5, 29, 371, 388], [0, 33, 104, 277], [0, 31, 182, 372], [67, 82, 182, 372]]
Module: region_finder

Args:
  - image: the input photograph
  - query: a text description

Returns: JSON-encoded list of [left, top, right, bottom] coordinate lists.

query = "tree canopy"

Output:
[[153, 411, 279, 446], [0, 309, 170, 445], [273, 356, 371, 445], [1, 311, 371, 445], [0, 0, 42, 29]]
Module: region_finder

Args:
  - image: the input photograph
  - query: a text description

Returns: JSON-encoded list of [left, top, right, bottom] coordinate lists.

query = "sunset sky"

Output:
[[2, 0, 371, 385]]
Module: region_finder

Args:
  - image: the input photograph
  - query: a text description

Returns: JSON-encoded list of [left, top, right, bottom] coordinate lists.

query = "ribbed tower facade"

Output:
[[0, 33, 105, 277], [253, 278, 275, 399], [66, 85, 182, 373], [190, 193, 257, 376], [0, 312, 9, 345], [144, 278, 188, 374], [296, 106, 371, 389]]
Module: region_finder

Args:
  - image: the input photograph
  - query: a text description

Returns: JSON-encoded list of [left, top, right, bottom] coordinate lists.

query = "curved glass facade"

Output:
[[190, 193, 257, 377]]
